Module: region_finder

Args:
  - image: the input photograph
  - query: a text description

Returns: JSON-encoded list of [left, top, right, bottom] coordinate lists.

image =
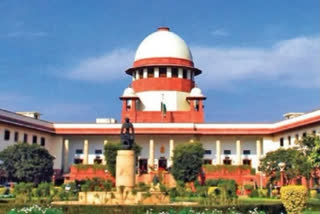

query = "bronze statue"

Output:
[[120, 117, 135, 149]]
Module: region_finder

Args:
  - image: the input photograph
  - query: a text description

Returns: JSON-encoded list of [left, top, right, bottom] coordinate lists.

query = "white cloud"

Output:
[[65, 49, 134, 81], [193, 36, 320, 88], [211, 29, 229, 37], [64, 36, 320, 89]]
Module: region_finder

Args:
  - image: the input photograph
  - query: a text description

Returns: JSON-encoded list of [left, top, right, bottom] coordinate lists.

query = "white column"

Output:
[[216, 140, 221, 165], [148, 139, 155, 171], [187, 69, 191, 79], [83, 139, 89, 164], [103, 140, 108, 165], [143, 68, 147, 78], [236, 140, 241, 165], [132, 71, 135, 81], [169, 139, 174, 167], [256, 139, 262, 170], [191, 71, 194, 81], [167, 67, 172, 78], [135, 70, 140, 80], [178, 68, 183, 78], [154, 67, 159, 78], [63, 139, 69, 173]]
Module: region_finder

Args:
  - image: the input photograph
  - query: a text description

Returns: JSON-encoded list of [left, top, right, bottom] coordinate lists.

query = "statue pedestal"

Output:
[[116, 150, 135, 192]]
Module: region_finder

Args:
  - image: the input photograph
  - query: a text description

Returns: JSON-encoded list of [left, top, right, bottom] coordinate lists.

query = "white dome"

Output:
[[135, 27, 193, 62], [190, 87, 204, 97], [122, 87, 136, 97]]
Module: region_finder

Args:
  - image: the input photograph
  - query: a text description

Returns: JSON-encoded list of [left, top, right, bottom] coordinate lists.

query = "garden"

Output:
[[0, 136, 320, 213]]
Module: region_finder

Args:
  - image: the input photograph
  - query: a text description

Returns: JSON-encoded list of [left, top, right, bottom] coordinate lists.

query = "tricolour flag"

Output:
[[161, 101, 167, 117]]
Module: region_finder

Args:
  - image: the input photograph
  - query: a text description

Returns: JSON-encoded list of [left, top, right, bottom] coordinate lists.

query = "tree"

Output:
[[104, 142, 141, 177], [259, 148, 312, 185], [0, 143, 54, 183], [298, 135, 320, 185], [171, 142, 205, 183]]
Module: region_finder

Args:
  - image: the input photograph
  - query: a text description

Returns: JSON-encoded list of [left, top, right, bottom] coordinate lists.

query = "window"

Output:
[[204, 150, 212, 155], [32, 135, 37, 144], [138, 70, 143, 79], [295, 134, 299, 142], [243, 159, 251, 166], [203, 159, 212, 165], [159, 67, 166, 78], [95, 149, 102, 154], [23, 134, 28, 143], [172, 68, 178, 77], [14, 132, 19, 142], [147, 68, 154, 78], [243, 150, 251, 155], [75, 149, 83, 154], [288, 136, 291, 145], [40, 137, 45, 146], [224, 150, 231, 155], [280, 138, 284, 147], [94, 157, 102, 164], [313, 130, 317, 135], [302, 132, 307, 138], [4, 130, 10, 141], [74, 158, 83, 164], [183, 69, 187, 79], [223, 157, 232, 165]]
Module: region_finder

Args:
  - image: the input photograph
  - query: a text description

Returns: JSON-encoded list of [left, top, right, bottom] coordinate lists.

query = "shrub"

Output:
[[171, 142, 205, 183], [206, 179, 219, 187], [244, 184, 254, 191], [249, 189, 259, 198], [258, 189, 268, 198], [280, 185, 307, 214], [310, 189, 317, 198], [13, 182, 34, 203]]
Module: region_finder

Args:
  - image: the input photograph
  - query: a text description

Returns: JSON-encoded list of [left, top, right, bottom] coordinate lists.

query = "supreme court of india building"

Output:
[[0, 27, 319, 181]]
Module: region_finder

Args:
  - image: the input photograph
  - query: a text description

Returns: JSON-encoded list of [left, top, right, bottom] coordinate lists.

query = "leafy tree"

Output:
[[0, 143, 54, 183], [259, 148, 312, 185], [298, 135, 320, 185], [171, 142, 205, 183], [104, 142, 141, 176]]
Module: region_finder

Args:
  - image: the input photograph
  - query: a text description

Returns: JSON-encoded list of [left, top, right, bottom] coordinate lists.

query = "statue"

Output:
[[120, 117, 135, 150]]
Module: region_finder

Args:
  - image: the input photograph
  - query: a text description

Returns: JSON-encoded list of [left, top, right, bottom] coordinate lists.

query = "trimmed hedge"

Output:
[[0, 204, 287, 214], [280, 185, 308, 214]]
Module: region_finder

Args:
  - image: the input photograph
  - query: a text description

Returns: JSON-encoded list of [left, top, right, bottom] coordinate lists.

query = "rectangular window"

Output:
[[138, 70, 143, 79], [288, 136, 291, 145], [75, 149, 83, 154], [243, 150, 251, 155], [223, 150, 231, 155], [243, 159, 251, 166], [40, 137, 45, 146], [203, 159, 212, 165], [280, 138, 284, 147], [147, 68, 154, 78], [313, 130, 316, 135], [74, 158, 83, 164], [23, 134, 28, 143], [95, 149, 102, 154], [295, 134, 299, 141], [32, 135, 37, 144], [4, 130, 10, 141], [183, 69, 187, 79], [302, 132, 307, 138], [14, 132, 19, 142], [204, 150, 212, 155], [172, 68, 178, 78], [159, 67, 166, 77]]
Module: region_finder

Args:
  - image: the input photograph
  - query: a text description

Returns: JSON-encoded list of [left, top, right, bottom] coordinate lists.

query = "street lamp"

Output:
[[278, 162, 286, 187]]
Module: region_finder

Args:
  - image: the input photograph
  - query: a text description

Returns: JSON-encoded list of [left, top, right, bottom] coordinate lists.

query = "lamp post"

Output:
[[278, 162, 286, 187]]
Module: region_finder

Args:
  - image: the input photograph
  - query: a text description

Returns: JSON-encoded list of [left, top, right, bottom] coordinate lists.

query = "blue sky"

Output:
[[0, 0, 319, 122]]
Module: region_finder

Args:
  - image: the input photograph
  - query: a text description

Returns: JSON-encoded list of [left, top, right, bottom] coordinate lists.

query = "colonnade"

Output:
[[62, 138, 263, 173]]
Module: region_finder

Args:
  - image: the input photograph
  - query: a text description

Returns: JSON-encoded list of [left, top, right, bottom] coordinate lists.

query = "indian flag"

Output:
[[161, 101, 167, 117]]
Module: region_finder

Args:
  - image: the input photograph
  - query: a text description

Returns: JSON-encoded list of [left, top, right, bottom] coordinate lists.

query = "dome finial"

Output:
[[157, 27, 170, 31]]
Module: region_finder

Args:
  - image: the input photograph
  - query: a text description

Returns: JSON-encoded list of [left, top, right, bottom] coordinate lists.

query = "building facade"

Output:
[[0, 27, 319, 180]]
